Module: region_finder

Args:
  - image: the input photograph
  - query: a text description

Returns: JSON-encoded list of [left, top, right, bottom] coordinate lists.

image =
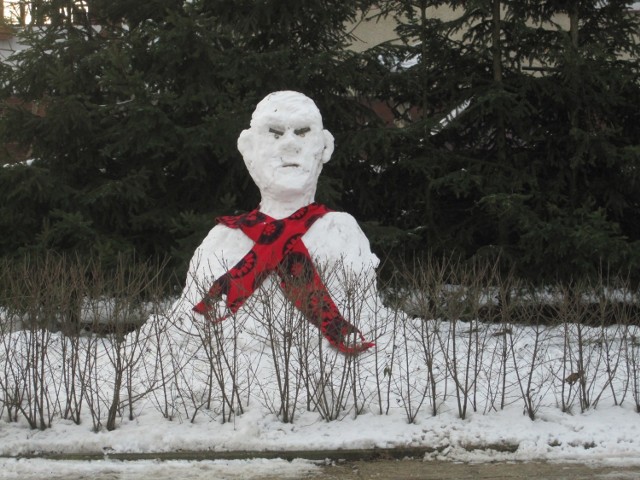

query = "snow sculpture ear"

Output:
[[321, 129, 334, 164], [238, 128, 254, 170]]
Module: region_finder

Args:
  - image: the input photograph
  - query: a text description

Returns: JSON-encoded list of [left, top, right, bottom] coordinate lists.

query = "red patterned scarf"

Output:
[[193, 203, 374, 354]]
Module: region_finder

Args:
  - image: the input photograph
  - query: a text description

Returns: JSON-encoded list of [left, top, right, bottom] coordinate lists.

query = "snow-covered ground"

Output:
[[0, 457, 321, 480], [1, 292, 640, 480], [2, 393, 639, 463]]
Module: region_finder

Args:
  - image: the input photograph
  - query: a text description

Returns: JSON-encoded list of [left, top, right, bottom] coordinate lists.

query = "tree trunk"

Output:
[[491, 0, 508, 248]]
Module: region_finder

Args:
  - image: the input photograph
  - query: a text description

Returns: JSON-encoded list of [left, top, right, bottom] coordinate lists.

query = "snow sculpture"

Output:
[[182, 91, 378, 354]]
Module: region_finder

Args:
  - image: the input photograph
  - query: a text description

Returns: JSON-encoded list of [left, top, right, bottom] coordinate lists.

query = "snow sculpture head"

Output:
[[237, 91, 335, 210]]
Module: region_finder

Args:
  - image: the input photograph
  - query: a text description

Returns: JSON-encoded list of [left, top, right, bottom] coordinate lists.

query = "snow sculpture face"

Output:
[[238, 91, 335, 204]]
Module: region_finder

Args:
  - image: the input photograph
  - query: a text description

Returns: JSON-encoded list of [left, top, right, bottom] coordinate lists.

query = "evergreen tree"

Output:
[[517, 0, 640, 281], [3, 0, 639, 283], [364, 1, 540, 260], [0, 0, 379, 276], [371, 0, 640, 282], [334, 2, 456, 254]]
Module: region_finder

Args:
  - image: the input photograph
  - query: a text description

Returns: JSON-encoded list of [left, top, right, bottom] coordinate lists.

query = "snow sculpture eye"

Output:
[[269, 127, 284, 139], [294, 127, 311, 137]]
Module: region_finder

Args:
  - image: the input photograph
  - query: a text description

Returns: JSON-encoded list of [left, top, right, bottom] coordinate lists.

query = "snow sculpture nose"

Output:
[[279, 130, 301, 154]]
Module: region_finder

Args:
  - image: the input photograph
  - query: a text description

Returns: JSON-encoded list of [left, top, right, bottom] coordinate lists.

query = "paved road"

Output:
[[2, 458, 640, 479], [3, 454, 639, 479], [302, 459, 640, 479]]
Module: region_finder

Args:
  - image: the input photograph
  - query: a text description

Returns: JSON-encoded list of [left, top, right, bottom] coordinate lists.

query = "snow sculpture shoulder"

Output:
[[182, 91, 378, 354]]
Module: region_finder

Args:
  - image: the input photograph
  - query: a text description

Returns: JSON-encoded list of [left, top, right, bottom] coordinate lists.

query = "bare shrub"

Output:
[[551, 280, 628, 414], [408, 259, 440, 418], [371, 297, 396, 416], [608, 278, 640, 412], [3, 247, 640, 435], [252, 278, 306, 423], [297, 259, 377, 422], [392, 314, 430, 423], [0, 253, 67, 429], [308, 344, 358, 421], [78, 332, 105, 431], [435, 259, 496, 420], [170, 272, 249, 425], [199, 314, 246, 423], [333, 262, 378, 418], [386, 256, 447, 422], [142, 305, 185, 421], [509, 318, 555, 420], [480, 272, 523, 414], [70, 257, 164, 430], [0, 253, 174, 431], [624, 324, 640, 412]]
